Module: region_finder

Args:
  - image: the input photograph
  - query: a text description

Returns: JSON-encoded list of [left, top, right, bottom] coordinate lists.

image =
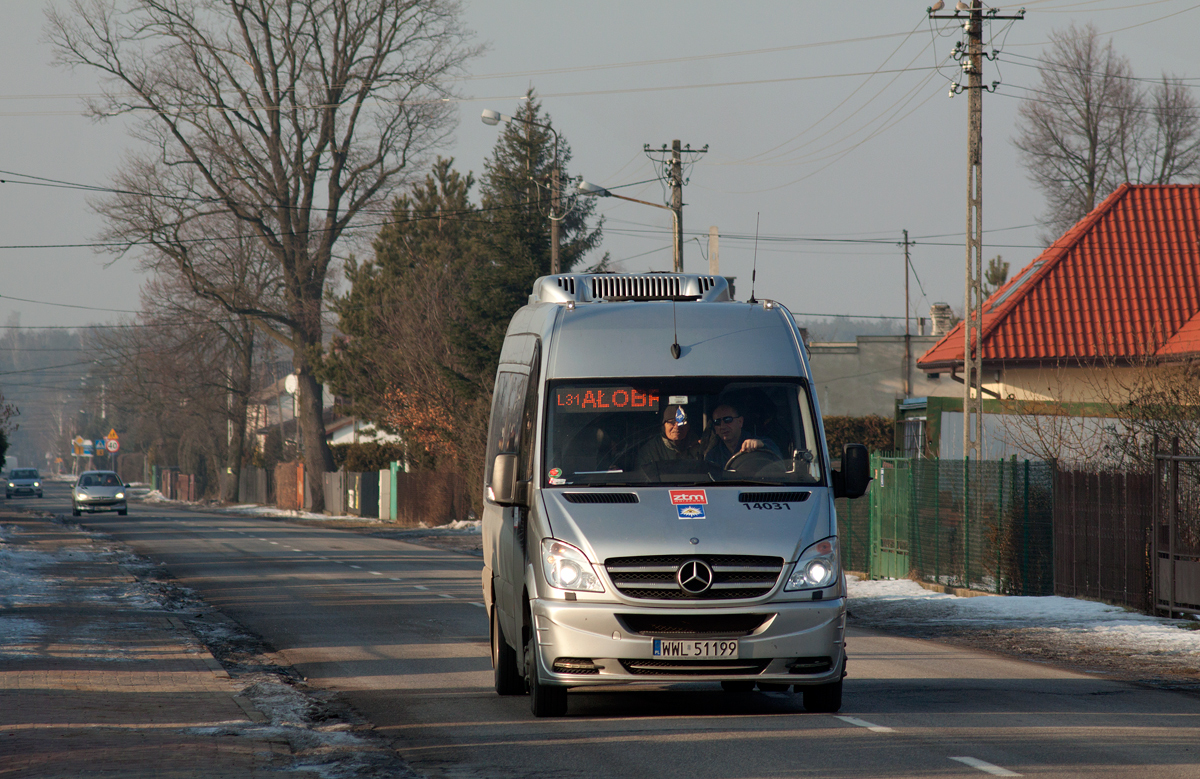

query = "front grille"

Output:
[[618, 613, 773, 637], [605, 555, 783, 600], [738, 491, 811, 503], [620, 659, 769, 676], [562, 492, 639, 504]]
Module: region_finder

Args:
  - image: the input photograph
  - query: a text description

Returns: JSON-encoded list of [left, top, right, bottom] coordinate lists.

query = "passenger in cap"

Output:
[[635, 403, 705, 466]]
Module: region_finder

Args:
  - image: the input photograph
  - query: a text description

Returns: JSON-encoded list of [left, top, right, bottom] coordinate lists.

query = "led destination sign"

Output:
[[554, 387, 659, 413]]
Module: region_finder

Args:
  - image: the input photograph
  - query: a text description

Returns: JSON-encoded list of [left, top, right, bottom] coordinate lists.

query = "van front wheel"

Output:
[[802, 679, 843, 713], [492, 606, 524, 696], [526, 637, 567, 717]]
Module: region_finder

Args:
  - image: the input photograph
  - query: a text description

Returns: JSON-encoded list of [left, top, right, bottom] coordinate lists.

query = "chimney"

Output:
[[930, 303, 953, 336]]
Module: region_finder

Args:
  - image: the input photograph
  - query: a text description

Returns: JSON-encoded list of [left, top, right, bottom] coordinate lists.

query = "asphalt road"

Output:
[[26, 481, 1200, 778]]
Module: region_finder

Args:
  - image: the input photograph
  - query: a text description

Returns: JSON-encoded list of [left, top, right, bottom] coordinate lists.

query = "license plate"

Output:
[[652, 639, 739, 658]]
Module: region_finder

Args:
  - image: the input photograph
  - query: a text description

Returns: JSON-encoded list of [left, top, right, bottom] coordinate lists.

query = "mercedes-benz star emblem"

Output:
[[676, 559, 714, 595]]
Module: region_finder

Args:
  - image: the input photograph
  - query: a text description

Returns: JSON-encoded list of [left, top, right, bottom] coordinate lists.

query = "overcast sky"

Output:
[[3, 0, 1198, 334]]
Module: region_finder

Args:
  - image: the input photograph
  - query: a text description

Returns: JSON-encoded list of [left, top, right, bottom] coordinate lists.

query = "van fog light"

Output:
[[542, 539, 604, 592], [785, 537, 839, 591]]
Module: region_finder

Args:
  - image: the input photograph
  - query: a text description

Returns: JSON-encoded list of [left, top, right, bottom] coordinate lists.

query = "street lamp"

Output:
[[576, 179, 682, 271], [481, 108, 562, 274]]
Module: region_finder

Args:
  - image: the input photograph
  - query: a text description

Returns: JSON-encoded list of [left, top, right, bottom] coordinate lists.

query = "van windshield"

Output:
[[544, 378, 824, 487]]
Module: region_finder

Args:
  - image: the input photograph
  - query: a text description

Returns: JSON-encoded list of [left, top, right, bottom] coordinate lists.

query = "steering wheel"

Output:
[[723, 447, 783, 475]]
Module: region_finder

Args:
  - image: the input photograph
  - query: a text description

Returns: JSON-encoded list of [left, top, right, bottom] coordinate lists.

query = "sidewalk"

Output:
[[0, 510, 399, 778]]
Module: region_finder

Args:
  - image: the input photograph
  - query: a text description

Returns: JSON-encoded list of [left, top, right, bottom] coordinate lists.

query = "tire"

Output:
[[492, 606, 524, 696], [802, 679, 843, 713], [72, 504, 81, 517], [526, 636, 567, 717], [720, 680, 755, 693], [118, 508, 127, 516]]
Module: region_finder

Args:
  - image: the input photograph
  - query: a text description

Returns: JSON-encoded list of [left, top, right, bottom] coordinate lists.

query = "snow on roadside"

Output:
[[849, 575, 1200, 672]]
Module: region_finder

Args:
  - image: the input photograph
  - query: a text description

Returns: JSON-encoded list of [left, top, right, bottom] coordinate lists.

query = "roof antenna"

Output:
[[670, 299, 681, 359], [748, 212, 760, 304]]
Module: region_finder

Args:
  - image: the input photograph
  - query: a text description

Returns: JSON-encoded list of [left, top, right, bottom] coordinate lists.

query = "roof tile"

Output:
[[918, 184, 1200, 368]]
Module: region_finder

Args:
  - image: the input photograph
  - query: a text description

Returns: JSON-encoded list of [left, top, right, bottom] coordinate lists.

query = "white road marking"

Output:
[[269, 541, 279, 545], [369, 571, 383, 576], [834, 716, 894, 733], [949, 757, 1021, 777], [414, 585, 429, 590], [318, 556, 328, 560], [291, 549, 302, 552], [348, 565, 362, 570], [388, 578, 401, 582], [471, 602, 486, 608], [438, 593, 454, 599]]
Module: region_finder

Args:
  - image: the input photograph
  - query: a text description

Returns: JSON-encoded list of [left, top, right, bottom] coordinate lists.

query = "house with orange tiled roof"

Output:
[[905, 184, 1200, 461]]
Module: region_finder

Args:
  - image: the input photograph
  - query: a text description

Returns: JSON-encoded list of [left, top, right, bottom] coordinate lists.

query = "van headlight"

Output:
[[34, 482, 40, 487], [115, 492, 125, 499], [541, 539, 604, 592], [785, 537, 839, 591]]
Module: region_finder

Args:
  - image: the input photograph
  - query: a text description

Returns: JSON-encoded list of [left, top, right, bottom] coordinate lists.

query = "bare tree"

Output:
[[1014, 23, 1143, 238], [1123, 76, 1200, 186], [48, 0, 476, 509]]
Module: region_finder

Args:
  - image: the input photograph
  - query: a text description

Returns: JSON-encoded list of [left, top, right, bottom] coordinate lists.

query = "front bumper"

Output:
[[529, 597, 846, 688], [75, 499, 127, 513], [7, 486, 41, 496]]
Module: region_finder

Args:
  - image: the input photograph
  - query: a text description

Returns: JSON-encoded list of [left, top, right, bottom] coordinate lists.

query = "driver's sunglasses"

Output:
[[713, 415, 740, 425]]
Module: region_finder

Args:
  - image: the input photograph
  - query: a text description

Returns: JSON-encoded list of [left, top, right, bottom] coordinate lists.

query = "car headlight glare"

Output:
[[541, 539, 603, 592], [785, 537, 840, 591], [115, 492, 125, 499], [33, 482, 40, 487]]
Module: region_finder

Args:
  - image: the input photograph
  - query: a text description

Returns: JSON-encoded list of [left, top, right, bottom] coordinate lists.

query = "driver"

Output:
[[635, 404, 704, 466], [705, 402, 781, 468]]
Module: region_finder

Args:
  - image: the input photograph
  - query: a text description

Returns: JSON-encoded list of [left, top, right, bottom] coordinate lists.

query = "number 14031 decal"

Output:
[[743, 502, 791, 511]]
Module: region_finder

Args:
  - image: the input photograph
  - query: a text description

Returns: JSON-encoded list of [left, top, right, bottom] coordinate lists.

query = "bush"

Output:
[[823, 415, 895, 454], [330, 442, 407, 473]]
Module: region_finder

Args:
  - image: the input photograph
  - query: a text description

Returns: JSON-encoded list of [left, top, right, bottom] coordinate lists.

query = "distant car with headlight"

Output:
[[72, 470, 128, 516], [6, 468, 43, 499]]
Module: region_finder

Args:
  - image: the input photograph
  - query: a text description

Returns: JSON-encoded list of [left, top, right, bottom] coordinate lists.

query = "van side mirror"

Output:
[[490, 453, 529, 506], [832, 443, 871, 499]]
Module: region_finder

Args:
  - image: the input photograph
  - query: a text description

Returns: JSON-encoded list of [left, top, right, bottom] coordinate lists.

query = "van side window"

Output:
[[483, 371, 529, 491], [519, 342, 542, 482]]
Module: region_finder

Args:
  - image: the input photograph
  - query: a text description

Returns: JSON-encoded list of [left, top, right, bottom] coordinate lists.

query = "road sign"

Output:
[[83, 440, 94, 456], [95, 439, 106, 453], [73, 436, 85, 456], [105, 439, 120, 453], [106, 428, 119, 441]]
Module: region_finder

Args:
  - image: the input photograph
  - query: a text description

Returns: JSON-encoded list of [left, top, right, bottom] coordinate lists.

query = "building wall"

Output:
[[808, 334, 952, 417], [990, 365, 1148, 405]]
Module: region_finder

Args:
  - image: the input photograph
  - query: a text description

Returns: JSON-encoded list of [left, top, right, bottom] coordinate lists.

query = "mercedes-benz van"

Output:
[[481, 273, 870, 717]]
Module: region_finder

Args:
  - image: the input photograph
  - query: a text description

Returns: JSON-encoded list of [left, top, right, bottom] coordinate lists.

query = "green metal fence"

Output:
[[858, 455, 1055, 595], [836, 495, 871, 575]]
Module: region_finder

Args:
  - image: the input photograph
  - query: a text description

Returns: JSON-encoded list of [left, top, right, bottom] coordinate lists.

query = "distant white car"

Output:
[[73, 471, 128, 516], [6, 468, 43, 499]]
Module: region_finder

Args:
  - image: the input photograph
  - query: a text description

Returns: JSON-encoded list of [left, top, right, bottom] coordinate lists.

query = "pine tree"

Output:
[[455, 92, 604, 382], [323, 157, 479, 466]]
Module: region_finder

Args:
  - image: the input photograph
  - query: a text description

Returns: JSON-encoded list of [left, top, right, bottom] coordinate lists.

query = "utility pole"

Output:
[[709, 226, 720, 275], [550, 162, 560, 274], [930, 1, 1022, 461], [902, 229, 912, 398], [645, 141, 708, 272], [670, 140, 683, 272]]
